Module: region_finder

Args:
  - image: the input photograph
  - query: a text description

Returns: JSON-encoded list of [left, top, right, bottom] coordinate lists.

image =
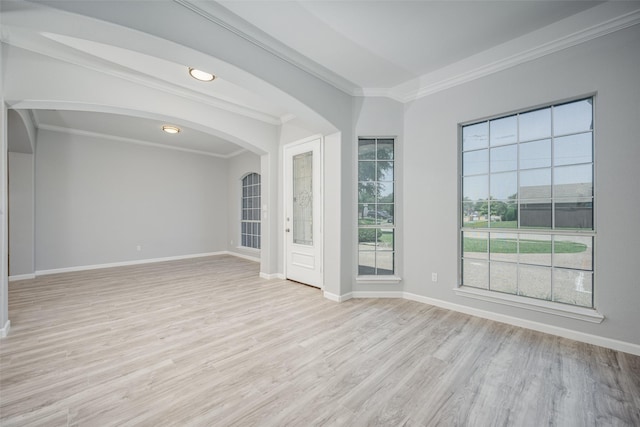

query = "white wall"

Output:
[[8, 152, 34, 277], [227, 151, 261, 260], [35, 129, 228, 271], [279, 119, 318, 146], [403, 25, 640, 346], [0, 96, 9, 335]]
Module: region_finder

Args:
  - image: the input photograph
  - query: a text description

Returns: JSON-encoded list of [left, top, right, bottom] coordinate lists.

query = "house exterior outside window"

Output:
[[358, 137, 396, 276], [241, 173, 261, 249], [460, 98, 594, 307]]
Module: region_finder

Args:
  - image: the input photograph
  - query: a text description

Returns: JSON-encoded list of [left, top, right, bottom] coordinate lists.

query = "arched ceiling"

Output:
[[32, 110, 246, 158], [0, 0, 339, 156]]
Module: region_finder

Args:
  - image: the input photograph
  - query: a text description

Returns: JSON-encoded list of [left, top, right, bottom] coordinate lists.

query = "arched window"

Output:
[[241, 173, 261, 249]]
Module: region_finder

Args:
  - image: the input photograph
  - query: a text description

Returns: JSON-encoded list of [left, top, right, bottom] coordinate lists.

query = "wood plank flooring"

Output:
[[1, 255, 639, 426]]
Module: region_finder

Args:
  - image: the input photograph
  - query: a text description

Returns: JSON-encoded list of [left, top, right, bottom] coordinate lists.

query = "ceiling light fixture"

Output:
[[188, 67, 216, 82], [162, 125, 181, 134]]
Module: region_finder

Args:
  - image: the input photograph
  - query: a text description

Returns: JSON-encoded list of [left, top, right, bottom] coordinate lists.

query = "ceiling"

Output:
[[216, 0, 603, 89], [5, 0, 634, 156], [32, 110, 245, 158]]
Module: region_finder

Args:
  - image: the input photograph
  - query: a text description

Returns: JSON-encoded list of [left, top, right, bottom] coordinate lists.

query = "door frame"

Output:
[[282, 135, 324, 289]]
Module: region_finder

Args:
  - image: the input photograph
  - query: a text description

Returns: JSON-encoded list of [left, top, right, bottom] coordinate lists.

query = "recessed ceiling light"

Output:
[[188, 67, 216, 82], [162, 125, 181, 134]]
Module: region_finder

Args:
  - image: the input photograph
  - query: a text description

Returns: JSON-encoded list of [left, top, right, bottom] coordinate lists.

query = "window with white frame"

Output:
[[358, 138, 395, 276], [460, 98, 594, 307], [241, 173, 261, 249]]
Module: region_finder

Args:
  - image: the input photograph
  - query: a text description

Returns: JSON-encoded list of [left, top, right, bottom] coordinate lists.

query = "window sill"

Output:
[[454, 286, 604, 323], [356, 276, 402, 284]]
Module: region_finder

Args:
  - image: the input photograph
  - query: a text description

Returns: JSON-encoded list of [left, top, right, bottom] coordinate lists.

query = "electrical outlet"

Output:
[[136, 245, 142, 252], [431, 273, 438, 282]]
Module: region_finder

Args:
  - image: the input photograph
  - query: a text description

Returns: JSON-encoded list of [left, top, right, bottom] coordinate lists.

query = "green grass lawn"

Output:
[[380, 230, 394, 246], [465, 220, 517, 229], [464, 237, 586, 254]]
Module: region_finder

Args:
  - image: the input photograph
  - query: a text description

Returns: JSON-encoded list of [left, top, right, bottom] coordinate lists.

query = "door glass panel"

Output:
[[293, 151, 313, 245]]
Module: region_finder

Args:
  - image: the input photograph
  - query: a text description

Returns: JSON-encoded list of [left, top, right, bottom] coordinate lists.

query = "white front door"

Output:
[[284, 137, 322, 288]]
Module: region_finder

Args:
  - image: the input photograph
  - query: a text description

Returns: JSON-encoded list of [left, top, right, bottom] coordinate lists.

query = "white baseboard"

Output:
[[259, 272, 285, 280], [0, 320, 10, 338], [403, 292, 640, 356], [326, 291, 403, 302], [35, 251, 228, 276], [323, 291, 348, 302], [352, 291, 404, 299], [336, 290, 640, 356], [228, 251, 261, 263], [9, 274, 36, 282]]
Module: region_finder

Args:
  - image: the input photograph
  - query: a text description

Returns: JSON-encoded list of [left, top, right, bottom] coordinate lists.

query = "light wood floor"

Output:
[[1, 255, 639, 426]]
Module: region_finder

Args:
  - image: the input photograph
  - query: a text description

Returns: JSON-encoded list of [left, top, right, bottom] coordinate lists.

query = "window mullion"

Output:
[[461, 98, 594, 308]]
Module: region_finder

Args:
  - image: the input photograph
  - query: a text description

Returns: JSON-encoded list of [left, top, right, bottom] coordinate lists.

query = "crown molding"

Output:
[[225, 148, 249, 158], [279, 113, 297, 125], [390, 7, 640, 103], [177, 1, 640, 105], [37, 124, 243, 159], [353, 87, 403, 103], [174, 0, 359, 97]]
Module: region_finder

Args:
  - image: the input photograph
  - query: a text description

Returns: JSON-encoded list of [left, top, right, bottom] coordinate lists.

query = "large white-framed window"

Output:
[[358, 137, 395, 276], [460, 97, 594, 308], [241, 172, 261, 250]]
